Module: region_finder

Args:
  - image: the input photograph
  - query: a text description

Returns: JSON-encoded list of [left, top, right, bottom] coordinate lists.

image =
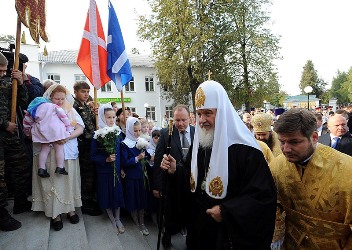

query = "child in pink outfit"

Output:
[[23, 97, 71, 178]]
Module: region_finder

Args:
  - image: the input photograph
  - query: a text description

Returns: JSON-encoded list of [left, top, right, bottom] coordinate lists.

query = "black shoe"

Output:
[[67, 213, 79, 224], [81, 206, 103, 216], [55, 167, 68, 175], [13, 200, 32, 214], [52, 215, 63, 231], [162, 232, 171, 248], [0, 208, 22, 231], [38, 168, 50, 178]]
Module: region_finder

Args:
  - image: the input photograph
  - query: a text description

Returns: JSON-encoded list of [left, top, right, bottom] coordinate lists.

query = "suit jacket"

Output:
[[153, 124, 195, 234], [153, 125, 195, 190], [318, 132, 352, 156]]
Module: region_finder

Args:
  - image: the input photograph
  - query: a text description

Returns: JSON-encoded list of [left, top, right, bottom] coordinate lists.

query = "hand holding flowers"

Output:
[[93, 126, 121, 185]]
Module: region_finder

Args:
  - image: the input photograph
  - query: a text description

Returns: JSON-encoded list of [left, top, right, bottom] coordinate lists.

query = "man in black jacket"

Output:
[[154, 104, 195, 248], [318, 115, 352, 156]]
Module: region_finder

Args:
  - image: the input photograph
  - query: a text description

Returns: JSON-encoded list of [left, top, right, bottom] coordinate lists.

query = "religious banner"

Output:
[[15, 0, 49, 43], [77, 0, 111, 89]]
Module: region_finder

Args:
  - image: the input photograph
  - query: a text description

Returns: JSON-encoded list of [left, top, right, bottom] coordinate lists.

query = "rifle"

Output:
[[157, 118, 173, 250]]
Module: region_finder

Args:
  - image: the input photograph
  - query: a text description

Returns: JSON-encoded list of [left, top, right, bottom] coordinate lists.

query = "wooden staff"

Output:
[[94, 87, 98, 129], [10, 17, 22, 122], [157, 118, 174, 250]]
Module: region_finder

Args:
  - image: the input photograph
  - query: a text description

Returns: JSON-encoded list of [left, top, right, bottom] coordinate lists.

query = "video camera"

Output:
[[0, 43, 28, 78]]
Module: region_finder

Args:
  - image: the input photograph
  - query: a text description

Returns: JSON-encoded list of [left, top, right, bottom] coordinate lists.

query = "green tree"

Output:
[[330, 70, 349, 105], [138, 0, 280, 111], [341, 67, 352, 104], [299, 60, 327, 99]]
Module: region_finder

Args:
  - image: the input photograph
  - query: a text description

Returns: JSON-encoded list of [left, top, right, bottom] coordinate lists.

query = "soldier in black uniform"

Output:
[[73, 81, 102, 216], [0, 52, 31, 231]]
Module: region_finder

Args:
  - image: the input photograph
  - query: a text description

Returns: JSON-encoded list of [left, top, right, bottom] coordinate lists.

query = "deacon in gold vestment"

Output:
[[252, 113, 282, 157], [270, 109, 352, 250]]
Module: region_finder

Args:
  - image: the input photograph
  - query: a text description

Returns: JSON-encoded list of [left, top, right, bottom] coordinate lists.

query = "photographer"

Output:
[[0, 51, 31, 232]]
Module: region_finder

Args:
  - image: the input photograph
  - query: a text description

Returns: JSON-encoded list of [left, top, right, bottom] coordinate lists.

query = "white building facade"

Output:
[[1, 42, 175, 126]]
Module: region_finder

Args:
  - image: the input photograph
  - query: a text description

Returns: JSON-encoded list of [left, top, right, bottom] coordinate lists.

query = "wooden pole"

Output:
[[10, 17, 22, 123], [120, 89, 125, 113], [94, 87, 98, 129]]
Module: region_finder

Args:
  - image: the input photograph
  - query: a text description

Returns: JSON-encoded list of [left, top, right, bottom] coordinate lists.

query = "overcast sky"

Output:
[[2, 0, 352, 95]]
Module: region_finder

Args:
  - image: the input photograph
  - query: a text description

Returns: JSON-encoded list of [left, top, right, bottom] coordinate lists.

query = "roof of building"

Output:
[[38, 50, 154, 68], [284, 95, 320, 102]]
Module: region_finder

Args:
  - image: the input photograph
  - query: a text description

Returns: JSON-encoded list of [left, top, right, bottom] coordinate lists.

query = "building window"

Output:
[[165, 106, 172, 118], [145, 76, 154, 92], [147, 106, 156, 121], [101, 82, 112, 92], [74, 74, 87, 81], [125, 77, 135, 92], [48, 74, 60, 83]]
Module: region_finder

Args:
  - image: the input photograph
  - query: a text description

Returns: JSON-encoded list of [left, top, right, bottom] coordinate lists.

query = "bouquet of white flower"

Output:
[[136, 137, 150, 189], [93, 126, 121, 185], [136, 137, 150, 150]]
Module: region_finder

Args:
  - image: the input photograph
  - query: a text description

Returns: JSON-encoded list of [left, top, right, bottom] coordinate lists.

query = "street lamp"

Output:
[[144, 103, 149, 120], [263, 100, 268, 112], [304, 86, 313, 110]]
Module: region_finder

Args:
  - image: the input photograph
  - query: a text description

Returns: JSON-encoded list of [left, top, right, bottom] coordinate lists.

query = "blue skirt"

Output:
[[96, 172, 124, 209], [124, 178, 147, 211]]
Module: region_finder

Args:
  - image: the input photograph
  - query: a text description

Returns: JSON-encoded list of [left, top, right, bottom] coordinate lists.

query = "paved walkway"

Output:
[[0, 200, 187, 250]]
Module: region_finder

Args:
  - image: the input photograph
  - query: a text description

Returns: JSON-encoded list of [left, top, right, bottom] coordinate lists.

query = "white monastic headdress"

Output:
[[122, 116, 139, 148], [190, 81, 261, 199], [97, 103, 116, 129]]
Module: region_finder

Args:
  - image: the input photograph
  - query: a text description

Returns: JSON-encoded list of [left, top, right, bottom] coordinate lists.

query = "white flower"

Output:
[[93, 126, 121, 139], [140, 133, 150, 141], [136, 137, 150, 150]]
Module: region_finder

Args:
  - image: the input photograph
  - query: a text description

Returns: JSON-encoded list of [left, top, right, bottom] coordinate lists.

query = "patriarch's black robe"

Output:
[[174, 144, 276, 250]]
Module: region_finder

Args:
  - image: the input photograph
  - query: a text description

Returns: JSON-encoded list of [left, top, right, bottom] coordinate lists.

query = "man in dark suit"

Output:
[[153, 104, 195, 248], [318, 115, 352, 156], [314, 113, 329, 136]]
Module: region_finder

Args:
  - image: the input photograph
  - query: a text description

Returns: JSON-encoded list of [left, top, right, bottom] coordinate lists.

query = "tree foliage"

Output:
[[299, 60, 327, 99], [341, 67, 352, 104], [330, 70, 350, 105], [138, 0, 281, 111]]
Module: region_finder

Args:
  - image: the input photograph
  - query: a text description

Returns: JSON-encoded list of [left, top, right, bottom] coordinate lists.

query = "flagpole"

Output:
[[120, 88, 125, 113], [10, 17, 22, 123], [94, 87, 98, 129]]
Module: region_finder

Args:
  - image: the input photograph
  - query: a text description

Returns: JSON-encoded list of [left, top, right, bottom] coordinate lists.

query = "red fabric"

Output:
[[77, 0, 110, 89]]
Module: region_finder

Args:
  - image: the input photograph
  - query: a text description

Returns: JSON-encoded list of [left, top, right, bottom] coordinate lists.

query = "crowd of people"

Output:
[[1, 49, 352, 249]]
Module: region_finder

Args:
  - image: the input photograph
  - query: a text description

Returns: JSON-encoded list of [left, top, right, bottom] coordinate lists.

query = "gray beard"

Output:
[[199, 127, 214, 149]]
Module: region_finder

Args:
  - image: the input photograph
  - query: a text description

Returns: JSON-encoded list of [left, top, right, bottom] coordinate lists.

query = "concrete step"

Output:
[[0, 200, 188, 250], [82, 212, 123, 250], [48, 208, 89, 250], [0, 200, 50, 250]]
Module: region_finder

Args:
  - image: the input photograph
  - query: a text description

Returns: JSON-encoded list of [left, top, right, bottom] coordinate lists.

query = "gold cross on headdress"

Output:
[[207, 70, 212, 80]]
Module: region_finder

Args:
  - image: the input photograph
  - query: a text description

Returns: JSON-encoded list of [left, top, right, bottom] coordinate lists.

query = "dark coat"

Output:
[[318, 132, 352, 156], [153, 125, 195, 234]]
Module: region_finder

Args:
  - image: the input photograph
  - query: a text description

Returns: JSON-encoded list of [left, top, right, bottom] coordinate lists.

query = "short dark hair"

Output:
[[173, 104, 190, 115], [314, 112, 322, 121], [274, 109, 317, 139], [335, 109, 349, 119], [152, 130, 161, 138], [73, 81, 90, 91]]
